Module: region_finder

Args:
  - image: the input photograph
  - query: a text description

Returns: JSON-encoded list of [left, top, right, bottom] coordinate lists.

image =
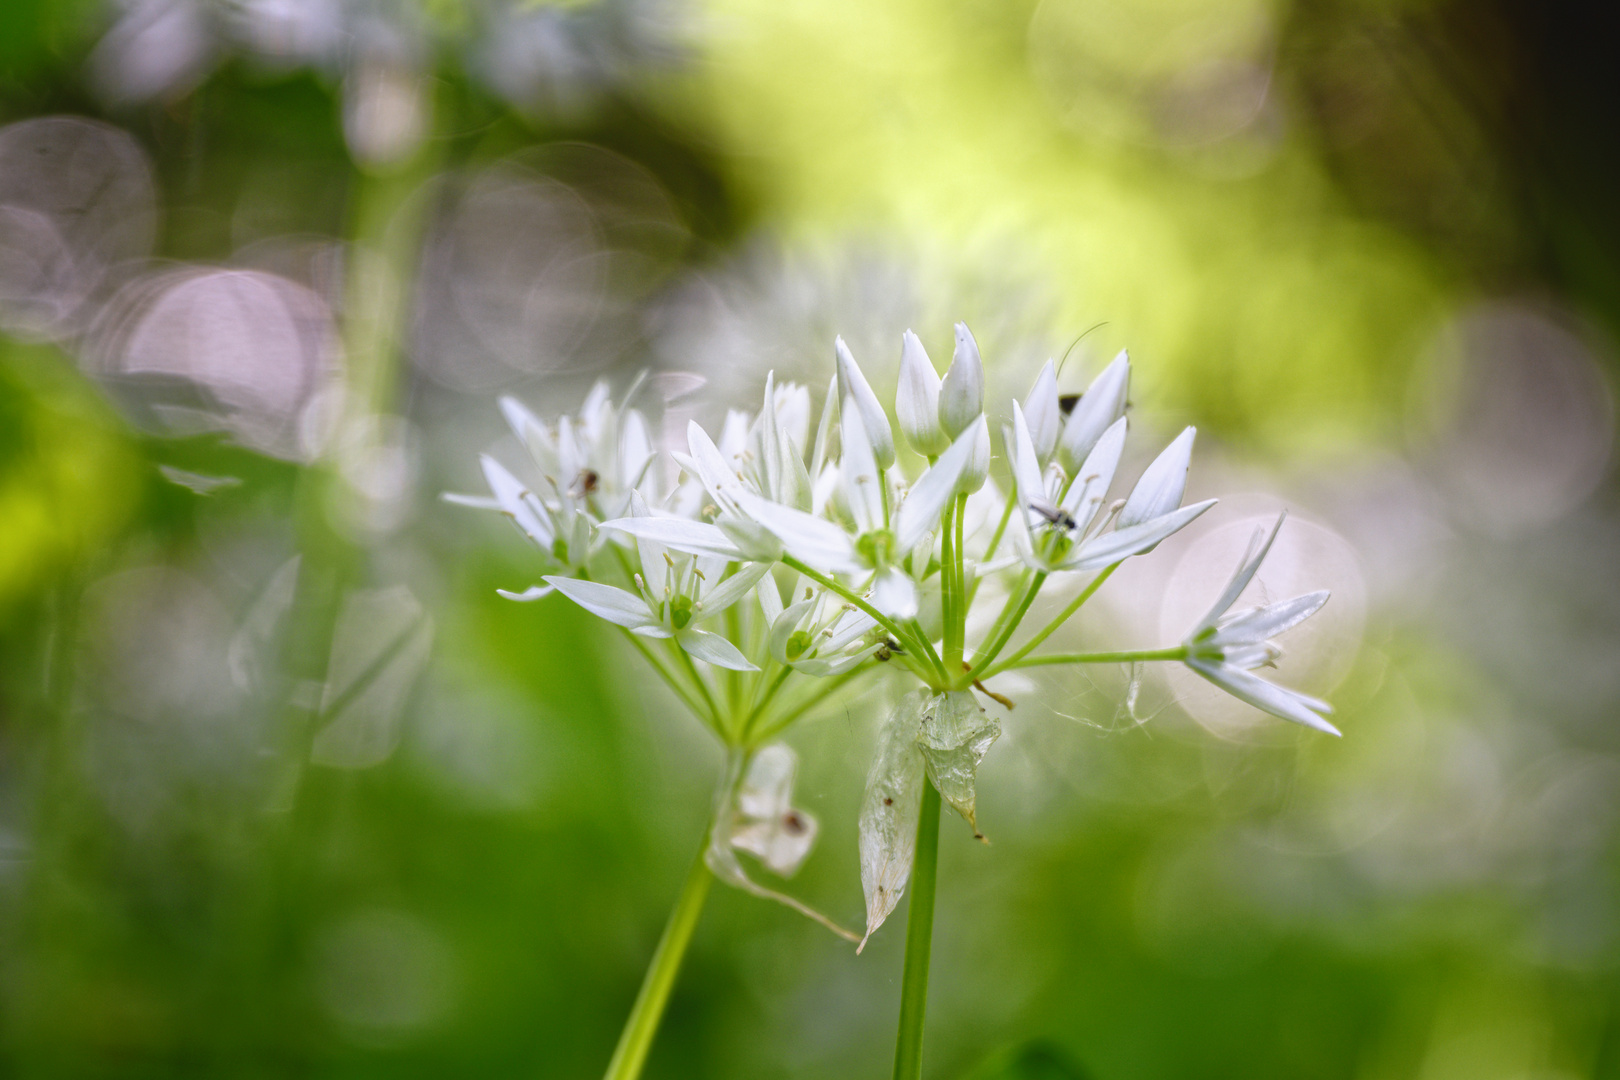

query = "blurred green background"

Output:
[[2, 0, 1618, 1077]]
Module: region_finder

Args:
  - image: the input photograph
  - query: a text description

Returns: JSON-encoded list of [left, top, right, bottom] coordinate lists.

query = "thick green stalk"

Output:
[[892, 781, 943, 1080], [980, 563, 1119, 678], [602, 847, 714, 1080]]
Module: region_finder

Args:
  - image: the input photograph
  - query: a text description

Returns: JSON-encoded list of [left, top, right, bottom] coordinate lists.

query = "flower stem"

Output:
[[979, 563, 1118, 678], [602, 844, 714, 1080], [966, 571, 1047, 682], [892, 779, 942, 1080], [940, 497, 959, 670], [997, 647, 1186, 669]]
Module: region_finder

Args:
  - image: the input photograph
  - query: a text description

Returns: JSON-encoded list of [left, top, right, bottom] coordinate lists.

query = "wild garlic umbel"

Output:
[[451, 325, 1337, 1080]]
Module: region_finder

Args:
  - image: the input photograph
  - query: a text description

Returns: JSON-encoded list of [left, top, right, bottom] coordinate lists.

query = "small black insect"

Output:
[[568, 469, 600, 499], [1058, 392, 1081, 417], [874, 637, 907, 662], [1028, 498, 1078, 532]]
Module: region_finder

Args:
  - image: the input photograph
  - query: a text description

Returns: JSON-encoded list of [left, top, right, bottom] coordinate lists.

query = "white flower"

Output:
[[896, 329, 949, 456], [835, 336, 896, 470], [544, 495, 769, 671], [768, 590, 882, 676], [1008, 401, 1214, 574], [1023, 359, 1062, 466], [727, 744, 820, 876], [938, 322, 984, 439], [1057, 350, 1130, 476], [956, 414, 991, 497], [446, 380, 656, 595], [739, 419, 982, 618], [1182, 512, 1339, 735]]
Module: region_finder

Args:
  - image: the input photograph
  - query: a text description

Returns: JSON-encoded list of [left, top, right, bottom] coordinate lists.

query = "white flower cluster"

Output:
[[452, 324, 1337, 945]]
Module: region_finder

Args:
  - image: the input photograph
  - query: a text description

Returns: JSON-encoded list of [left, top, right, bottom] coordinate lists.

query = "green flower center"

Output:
[[855, 528, 897, 568], [785, 629, 813, 661]]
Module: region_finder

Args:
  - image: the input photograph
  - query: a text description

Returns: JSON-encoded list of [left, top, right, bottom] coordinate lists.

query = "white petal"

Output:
[[756, 573, 785, 625], [956, 415, 991, 497], [1058, 350, 1130, 475], [1118, 427, 1195, 529], [736, 491, 862, 573], [677, 627, 758, 671], [1024, 360, 1061, 464], [697, 562, 773, 619], [441, 492, 502, 511], [896, 329, 948, 456], [625, 491, 668, 595], [619, 409, 654, 489], [1195, 512, 1287, 634], [1068, 499, 1216, 571], [687, 420, 749, 511], [499, 395, 558, 472], [738, 743, 797, 819], [479, 454, 551, 544], [835, 336, 895, 470], [1010, 401, 1047, 531], [1060, 415, 1128, 531], [496, 585, 554, 602], [598, 516, 745, 561], [769, 598, 817, 664], [1213, 590, 1330, 647], [858, 693, 928, 951], [544, 576, 658, 630], [840, 397, 886, 535], [811, 375, 839, 479], [871, 567, 919, 620], [1186, 658, 1340, 735], [893, 421, 979, 551], [938, 321, 984, 439]]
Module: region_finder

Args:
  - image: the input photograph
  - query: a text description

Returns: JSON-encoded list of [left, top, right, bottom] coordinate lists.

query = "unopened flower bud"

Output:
[[938, 322, 984, 438], [896, 330, 948, 456]]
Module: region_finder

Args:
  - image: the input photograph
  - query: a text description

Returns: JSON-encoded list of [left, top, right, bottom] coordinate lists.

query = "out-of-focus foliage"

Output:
[[1, 0, 1618, 1078]]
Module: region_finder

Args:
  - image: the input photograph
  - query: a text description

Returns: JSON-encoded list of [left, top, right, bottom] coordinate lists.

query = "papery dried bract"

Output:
[[729, 744, 819, 876], [858, 692, 928, 951], [917, 690, 999, 839], [708, 747, 859, 941]]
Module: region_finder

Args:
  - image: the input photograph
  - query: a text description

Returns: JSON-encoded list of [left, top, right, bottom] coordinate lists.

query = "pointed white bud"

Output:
[[938, 322, 984, 438], [1118, 426, 1196, 529], [896, 330, 949, 456], [1058, 350, 1130, 475], [1023, 360, 1061, 465], [956, 415, 991, 496], [834, 336, 895, 470]]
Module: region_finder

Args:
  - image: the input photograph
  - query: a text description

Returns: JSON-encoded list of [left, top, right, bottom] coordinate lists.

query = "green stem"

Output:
[[750, 666, 870, 742], [739, 663, 793, 741], [602, 844, 714, 1080], [892, 780, 942, 1080], [670, 642, 722, 727], [999, 647, 1186, 669], [940, 497, 959, 670], [617, 629, 719, 736], [979, 487, 1017, 565], [980, 563, 1119, 679], [967, 571, 1047, 682]]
